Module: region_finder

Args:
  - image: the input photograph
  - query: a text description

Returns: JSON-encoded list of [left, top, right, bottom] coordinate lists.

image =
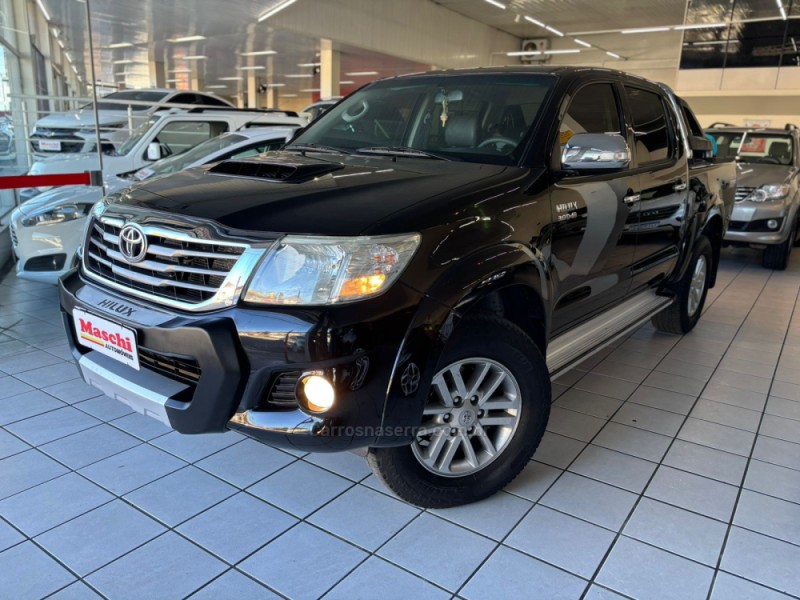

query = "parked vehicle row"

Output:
[[57, 66, 736, 508]]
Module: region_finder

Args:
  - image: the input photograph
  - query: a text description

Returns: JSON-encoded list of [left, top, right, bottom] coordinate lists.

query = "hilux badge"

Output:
[[119, 224, 148, 263]]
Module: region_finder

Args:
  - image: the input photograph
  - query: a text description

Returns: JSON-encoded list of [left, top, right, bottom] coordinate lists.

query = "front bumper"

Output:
[[11, 216, 84, 284], [723, 201, 792, 246], [59, 269, 428, 452]]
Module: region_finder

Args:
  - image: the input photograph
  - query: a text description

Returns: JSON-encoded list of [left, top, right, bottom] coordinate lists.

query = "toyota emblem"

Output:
[[118, 224, 147, 263]]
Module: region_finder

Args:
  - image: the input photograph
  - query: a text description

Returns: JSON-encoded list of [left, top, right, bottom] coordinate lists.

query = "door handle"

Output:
[[673, 181, 688, 192], [623, 193, 641, 205]]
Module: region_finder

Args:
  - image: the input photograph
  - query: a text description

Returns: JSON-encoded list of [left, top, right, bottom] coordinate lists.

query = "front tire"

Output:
[[762, 221, 795, 270], [652, 235, 712, 335], [367, 316, 550, 508]]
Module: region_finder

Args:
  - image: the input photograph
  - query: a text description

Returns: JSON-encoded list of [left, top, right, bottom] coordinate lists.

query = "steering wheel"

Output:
[[478, 136, 517, 151], [342, 100, 369, 123]]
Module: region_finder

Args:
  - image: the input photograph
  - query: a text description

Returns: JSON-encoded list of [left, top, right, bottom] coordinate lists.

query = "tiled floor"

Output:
[[1, 249, 800, 599]]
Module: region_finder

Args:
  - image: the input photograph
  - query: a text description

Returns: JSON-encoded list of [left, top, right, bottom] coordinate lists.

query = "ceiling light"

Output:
[[779, 1, 788, 20], [484, 0, 506, 8], [524, 16, 546, 27], [108, 42, 134, 49], [606, 51, 622, 59], [507, 50, 541, 56], [241, 50, 277, 56], [545, 49, 580, 54], [339, 80, 355, 84], [113, 59, 134, 65], [673, 22, 726, 30], [300, 88, 320, 92], [35, 0, 50, 21], [298, 62, 321, 67], [64, 52, 73, 64], [574, 38, 592, 48], [205, 85, 228, 89], [169, 69, 192, 73], [258, 0, 298, 22], [280, 94, 298, 98], [545, 25, 564, 36], [168, 35, 206, 43], [285, 73, 313, 78], [266, 82, 286, 87], [346, 71, 379, 76], [57, 39, 65, 49], [165, 78, 182, 83], [183, 55, 207, 60], [236, 65, 266, 70], [219, 76, 243, 81], [621, 26, 670, 34]]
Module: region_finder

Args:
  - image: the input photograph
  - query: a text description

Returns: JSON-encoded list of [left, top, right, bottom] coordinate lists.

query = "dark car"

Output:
[[59, 67, 735, 507]]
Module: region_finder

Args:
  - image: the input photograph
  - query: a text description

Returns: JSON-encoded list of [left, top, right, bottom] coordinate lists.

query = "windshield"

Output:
[[81, 90, 169, 112], [289, 74, 554, 165], [133, 133, 247, 180], [116, 115, 160, 156], [714, 131, 794, 165]]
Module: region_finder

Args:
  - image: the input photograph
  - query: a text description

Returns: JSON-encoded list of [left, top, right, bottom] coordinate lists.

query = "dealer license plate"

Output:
[[39, 140, 62, 152], [73, 308, 139, 370]]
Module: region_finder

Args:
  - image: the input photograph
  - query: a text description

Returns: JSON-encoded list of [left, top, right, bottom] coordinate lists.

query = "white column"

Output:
[[320, 38, 340, 99]]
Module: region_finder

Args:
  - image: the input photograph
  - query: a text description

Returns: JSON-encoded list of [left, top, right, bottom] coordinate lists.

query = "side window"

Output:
[[198, 95, 230, 107], [558, 83, 623, 160], [625, 86, 672, 165], [154, 121, 228, 156], [227, 140, 284, 159], [681, 103, 705, 138]]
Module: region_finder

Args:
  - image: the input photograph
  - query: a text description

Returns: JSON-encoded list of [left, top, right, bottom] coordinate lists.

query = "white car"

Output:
[[30, 88, 233, 158], [302, 97, 342, 121], [11, 127, 296, 283], [23, 108, 305, 200]]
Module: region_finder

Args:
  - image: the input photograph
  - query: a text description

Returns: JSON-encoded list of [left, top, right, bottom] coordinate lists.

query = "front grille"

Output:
[[85, 218, 246, 305], [638, 204, 681, 221], [9, 224, 18, 247], [735, 186, 756, 202], [139, 348, 201, 386], [31, 128, 86, 153], [267, 370, 301, 409]]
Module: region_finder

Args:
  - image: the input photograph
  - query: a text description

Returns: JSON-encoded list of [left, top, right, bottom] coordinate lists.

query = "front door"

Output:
[[549, 81, 639, 333]]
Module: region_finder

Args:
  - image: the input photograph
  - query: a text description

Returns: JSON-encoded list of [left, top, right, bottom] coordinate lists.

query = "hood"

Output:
[[116, 152, 513, 236], [735, 163, 796, 188], [15, 185, 104, 216], [34, 110, 133, 130]]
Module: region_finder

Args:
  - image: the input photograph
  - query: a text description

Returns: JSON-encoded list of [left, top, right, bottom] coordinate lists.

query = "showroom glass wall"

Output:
[[682, 0, 800, 69]]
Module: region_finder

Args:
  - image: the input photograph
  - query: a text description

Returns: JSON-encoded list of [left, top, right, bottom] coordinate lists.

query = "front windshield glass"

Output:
[[116, 115, 160, 156], [134, 133, 247, 180], [81, 91, 169, 112], [289, 74, 554, 165], [714, 131, 794, 165]]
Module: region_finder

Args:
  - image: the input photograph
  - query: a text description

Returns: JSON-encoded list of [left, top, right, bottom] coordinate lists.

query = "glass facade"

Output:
[[681, 0, 800, 69]]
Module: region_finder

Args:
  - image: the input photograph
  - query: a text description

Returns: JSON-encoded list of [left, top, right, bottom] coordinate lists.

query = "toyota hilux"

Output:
[[59, 67, 735, 507]]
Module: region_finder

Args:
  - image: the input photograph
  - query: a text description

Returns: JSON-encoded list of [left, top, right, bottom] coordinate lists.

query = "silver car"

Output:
[[710, 125, 800, 269]]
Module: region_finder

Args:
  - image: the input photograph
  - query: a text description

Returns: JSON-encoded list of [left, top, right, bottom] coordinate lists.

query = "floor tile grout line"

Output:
[[579, 262, 774, 599], [706, 273, 800, 600]]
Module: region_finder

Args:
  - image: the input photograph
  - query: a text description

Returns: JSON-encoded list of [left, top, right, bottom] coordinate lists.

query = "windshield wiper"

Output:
[[356, 146, 452, 161], [285, 143, 352, 155]]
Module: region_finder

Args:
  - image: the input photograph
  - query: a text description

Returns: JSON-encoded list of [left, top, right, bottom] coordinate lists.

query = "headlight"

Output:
[[243, 233, 420, 305], [20, 203, 92, 227], [748, 184, 791, 202]]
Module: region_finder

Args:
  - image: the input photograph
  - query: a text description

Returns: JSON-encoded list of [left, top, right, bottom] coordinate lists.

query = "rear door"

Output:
[[623, 84, 688, 291], [549, 80, 640, 333]]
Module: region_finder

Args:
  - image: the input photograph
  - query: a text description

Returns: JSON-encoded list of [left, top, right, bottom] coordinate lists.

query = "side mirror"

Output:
[[146, 142, 161, 161], [690, 135, 714, 160], [561, 133, 631, 172]]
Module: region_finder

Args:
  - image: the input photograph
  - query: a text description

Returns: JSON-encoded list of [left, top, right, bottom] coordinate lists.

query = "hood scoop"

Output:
[[208, 159, 345, 183]]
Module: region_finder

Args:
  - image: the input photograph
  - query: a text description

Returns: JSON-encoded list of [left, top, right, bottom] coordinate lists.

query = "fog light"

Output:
[[768, 219, 780, 230], [301, 375, 335, 412]]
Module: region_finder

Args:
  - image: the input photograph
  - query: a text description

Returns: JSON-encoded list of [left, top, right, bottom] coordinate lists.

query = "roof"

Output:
[[393, 65, 634, 78]]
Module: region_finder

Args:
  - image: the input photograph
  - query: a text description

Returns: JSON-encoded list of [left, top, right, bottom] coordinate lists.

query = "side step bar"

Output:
[[546, 291, 674, 378]]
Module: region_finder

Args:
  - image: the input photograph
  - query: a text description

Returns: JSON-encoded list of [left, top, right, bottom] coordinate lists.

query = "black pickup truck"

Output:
[[59, 67, 735, 508]]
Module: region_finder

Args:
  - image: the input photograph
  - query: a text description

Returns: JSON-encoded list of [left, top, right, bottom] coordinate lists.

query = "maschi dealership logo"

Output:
[[78, 318, 135, 360]]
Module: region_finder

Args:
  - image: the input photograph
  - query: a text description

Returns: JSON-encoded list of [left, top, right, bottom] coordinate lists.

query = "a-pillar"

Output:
[[319, 38, 340, 100]]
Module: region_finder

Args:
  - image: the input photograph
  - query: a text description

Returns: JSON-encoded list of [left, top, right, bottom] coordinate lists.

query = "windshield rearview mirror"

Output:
[[146, 142, 161, 161], [561, 133, 630, 171], [434, 90, 464, 103]]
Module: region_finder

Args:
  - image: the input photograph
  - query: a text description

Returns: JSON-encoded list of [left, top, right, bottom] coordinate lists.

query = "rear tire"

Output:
[[367, 316, 550, 508], [763, 222, 795, 270], [652, 235, 712, 335]]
